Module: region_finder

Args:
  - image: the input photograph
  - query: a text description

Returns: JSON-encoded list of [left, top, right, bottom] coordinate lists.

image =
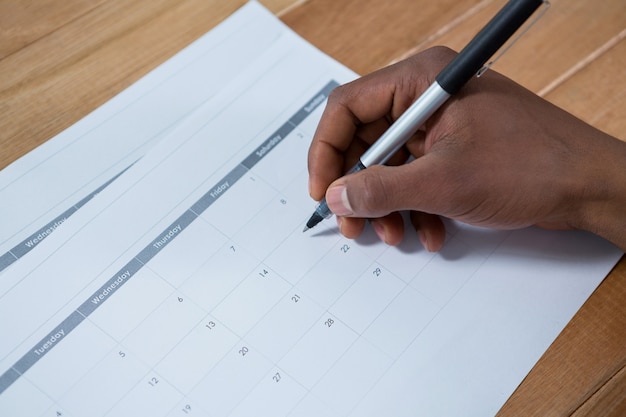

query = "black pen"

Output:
[[304, 0, 548, 232]]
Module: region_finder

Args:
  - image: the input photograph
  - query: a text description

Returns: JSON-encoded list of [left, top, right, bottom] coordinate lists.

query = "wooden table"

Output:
[[1, 0, 624, 415]]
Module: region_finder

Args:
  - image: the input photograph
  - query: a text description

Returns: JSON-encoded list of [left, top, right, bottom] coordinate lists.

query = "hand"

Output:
[[307, 47, 626, 251]]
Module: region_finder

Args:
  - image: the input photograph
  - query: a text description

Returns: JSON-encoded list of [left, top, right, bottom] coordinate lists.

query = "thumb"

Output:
[[325, 161, 443, 218]]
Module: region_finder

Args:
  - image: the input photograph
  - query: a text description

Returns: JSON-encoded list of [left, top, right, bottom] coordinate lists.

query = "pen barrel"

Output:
[[360, 83, 450, 167], [436, 0, 544, 95]]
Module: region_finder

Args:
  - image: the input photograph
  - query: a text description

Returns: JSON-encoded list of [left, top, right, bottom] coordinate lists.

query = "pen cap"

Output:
[[436, 0, 544, 95]]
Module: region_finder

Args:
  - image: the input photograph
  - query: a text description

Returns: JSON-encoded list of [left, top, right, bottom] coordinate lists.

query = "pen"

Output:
[[303, 0, 547, 232]]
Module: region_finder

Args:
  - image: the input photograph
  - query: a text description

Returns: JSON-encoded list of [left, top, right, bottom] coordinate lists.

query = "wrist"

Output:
[[572, 131, 626, 251]]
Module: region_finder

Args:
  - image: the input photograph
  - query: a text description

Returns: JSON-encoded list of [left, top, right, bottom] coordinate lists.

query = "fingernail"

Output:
[[371, 219, 387, 243], [418, 229, 431, 252], [326, 184, 353, 216]]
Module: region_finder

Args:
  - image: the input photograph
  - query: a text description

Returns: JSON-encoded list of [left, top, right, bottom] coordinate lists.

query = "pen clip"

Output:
[[477, 0, 551, 77]]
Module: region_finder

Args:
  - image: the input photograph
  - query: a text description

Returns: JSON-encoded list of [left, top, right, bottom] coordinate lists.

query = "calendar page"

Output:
[[0, 1, 296, 275], [0, 2, 621, 417]]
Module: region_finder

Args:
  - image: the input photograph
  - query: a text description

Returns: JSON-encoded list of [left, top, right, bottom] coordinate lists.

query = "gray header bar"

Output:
[[0, 164, 134, 273], [0, 80, 338, 395], [190, 163, 248, 216], [13, 311, 85, 376], [77, 257, 144, 317]]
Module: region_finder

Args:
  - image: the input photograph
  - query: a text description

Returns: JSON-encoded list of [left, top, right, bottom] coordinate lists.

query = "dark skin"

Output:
[[308, 47, 626, 252]]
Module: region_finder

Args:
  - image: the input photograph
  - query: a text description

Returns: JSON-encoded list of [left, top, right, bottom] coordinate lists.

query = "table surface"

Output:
[[1, 0, 624, 415]]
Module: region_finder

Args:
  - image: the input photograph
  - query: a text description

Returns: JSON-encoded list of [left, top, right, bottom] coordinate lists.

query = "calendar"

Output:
[[0, 3, 621, 417], [0, 0, 305, 274]]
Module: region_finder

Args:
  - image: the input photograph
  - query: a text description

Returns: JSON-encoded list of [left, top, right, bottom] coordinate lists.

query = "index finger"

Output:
[[307, 50, 448, 201], [307, 71, 401, 201]]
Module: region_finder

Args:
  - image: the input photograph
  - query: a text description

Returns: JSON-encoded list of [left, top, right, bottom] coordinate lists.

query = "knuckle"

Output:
[[327, 83, 350, 105], [411, 46, 458, 74], [423, 45, 457, 60]]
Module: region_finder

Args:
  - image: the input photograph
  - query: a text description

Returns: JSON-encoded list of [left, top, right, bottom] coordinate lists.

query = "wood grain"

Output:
[[1, 0, 624, 415], [392, 0, 626, 94], [574, 363, 626, 417], [0, 0, 298, 170], [547, 35, 626, 140], [280, 0, 485, 74], [0, 0, 106, 59]]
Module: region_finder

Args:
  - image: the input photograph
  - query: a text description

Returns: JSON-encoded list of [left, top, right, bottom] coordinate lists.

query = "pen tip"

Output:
[[304, 211, 324, 232]]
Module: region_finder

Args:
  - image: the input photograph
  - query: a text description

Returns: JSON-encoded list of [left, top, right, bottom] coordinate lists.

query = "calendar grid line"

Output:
[[0, 81, 339, 397], [345, 233, 512, 417]]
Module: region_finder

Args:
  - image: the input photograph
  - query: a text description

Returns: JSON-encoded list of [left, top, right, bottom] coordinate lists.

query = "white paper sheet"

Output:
[[0, 0, 290, 274], [0, 2, 622, 417]]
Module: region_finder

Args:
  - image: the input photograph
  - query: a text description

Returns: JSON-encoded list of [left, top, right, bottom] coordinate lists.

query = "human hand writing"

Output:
[[308, 47, 626, 251]]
